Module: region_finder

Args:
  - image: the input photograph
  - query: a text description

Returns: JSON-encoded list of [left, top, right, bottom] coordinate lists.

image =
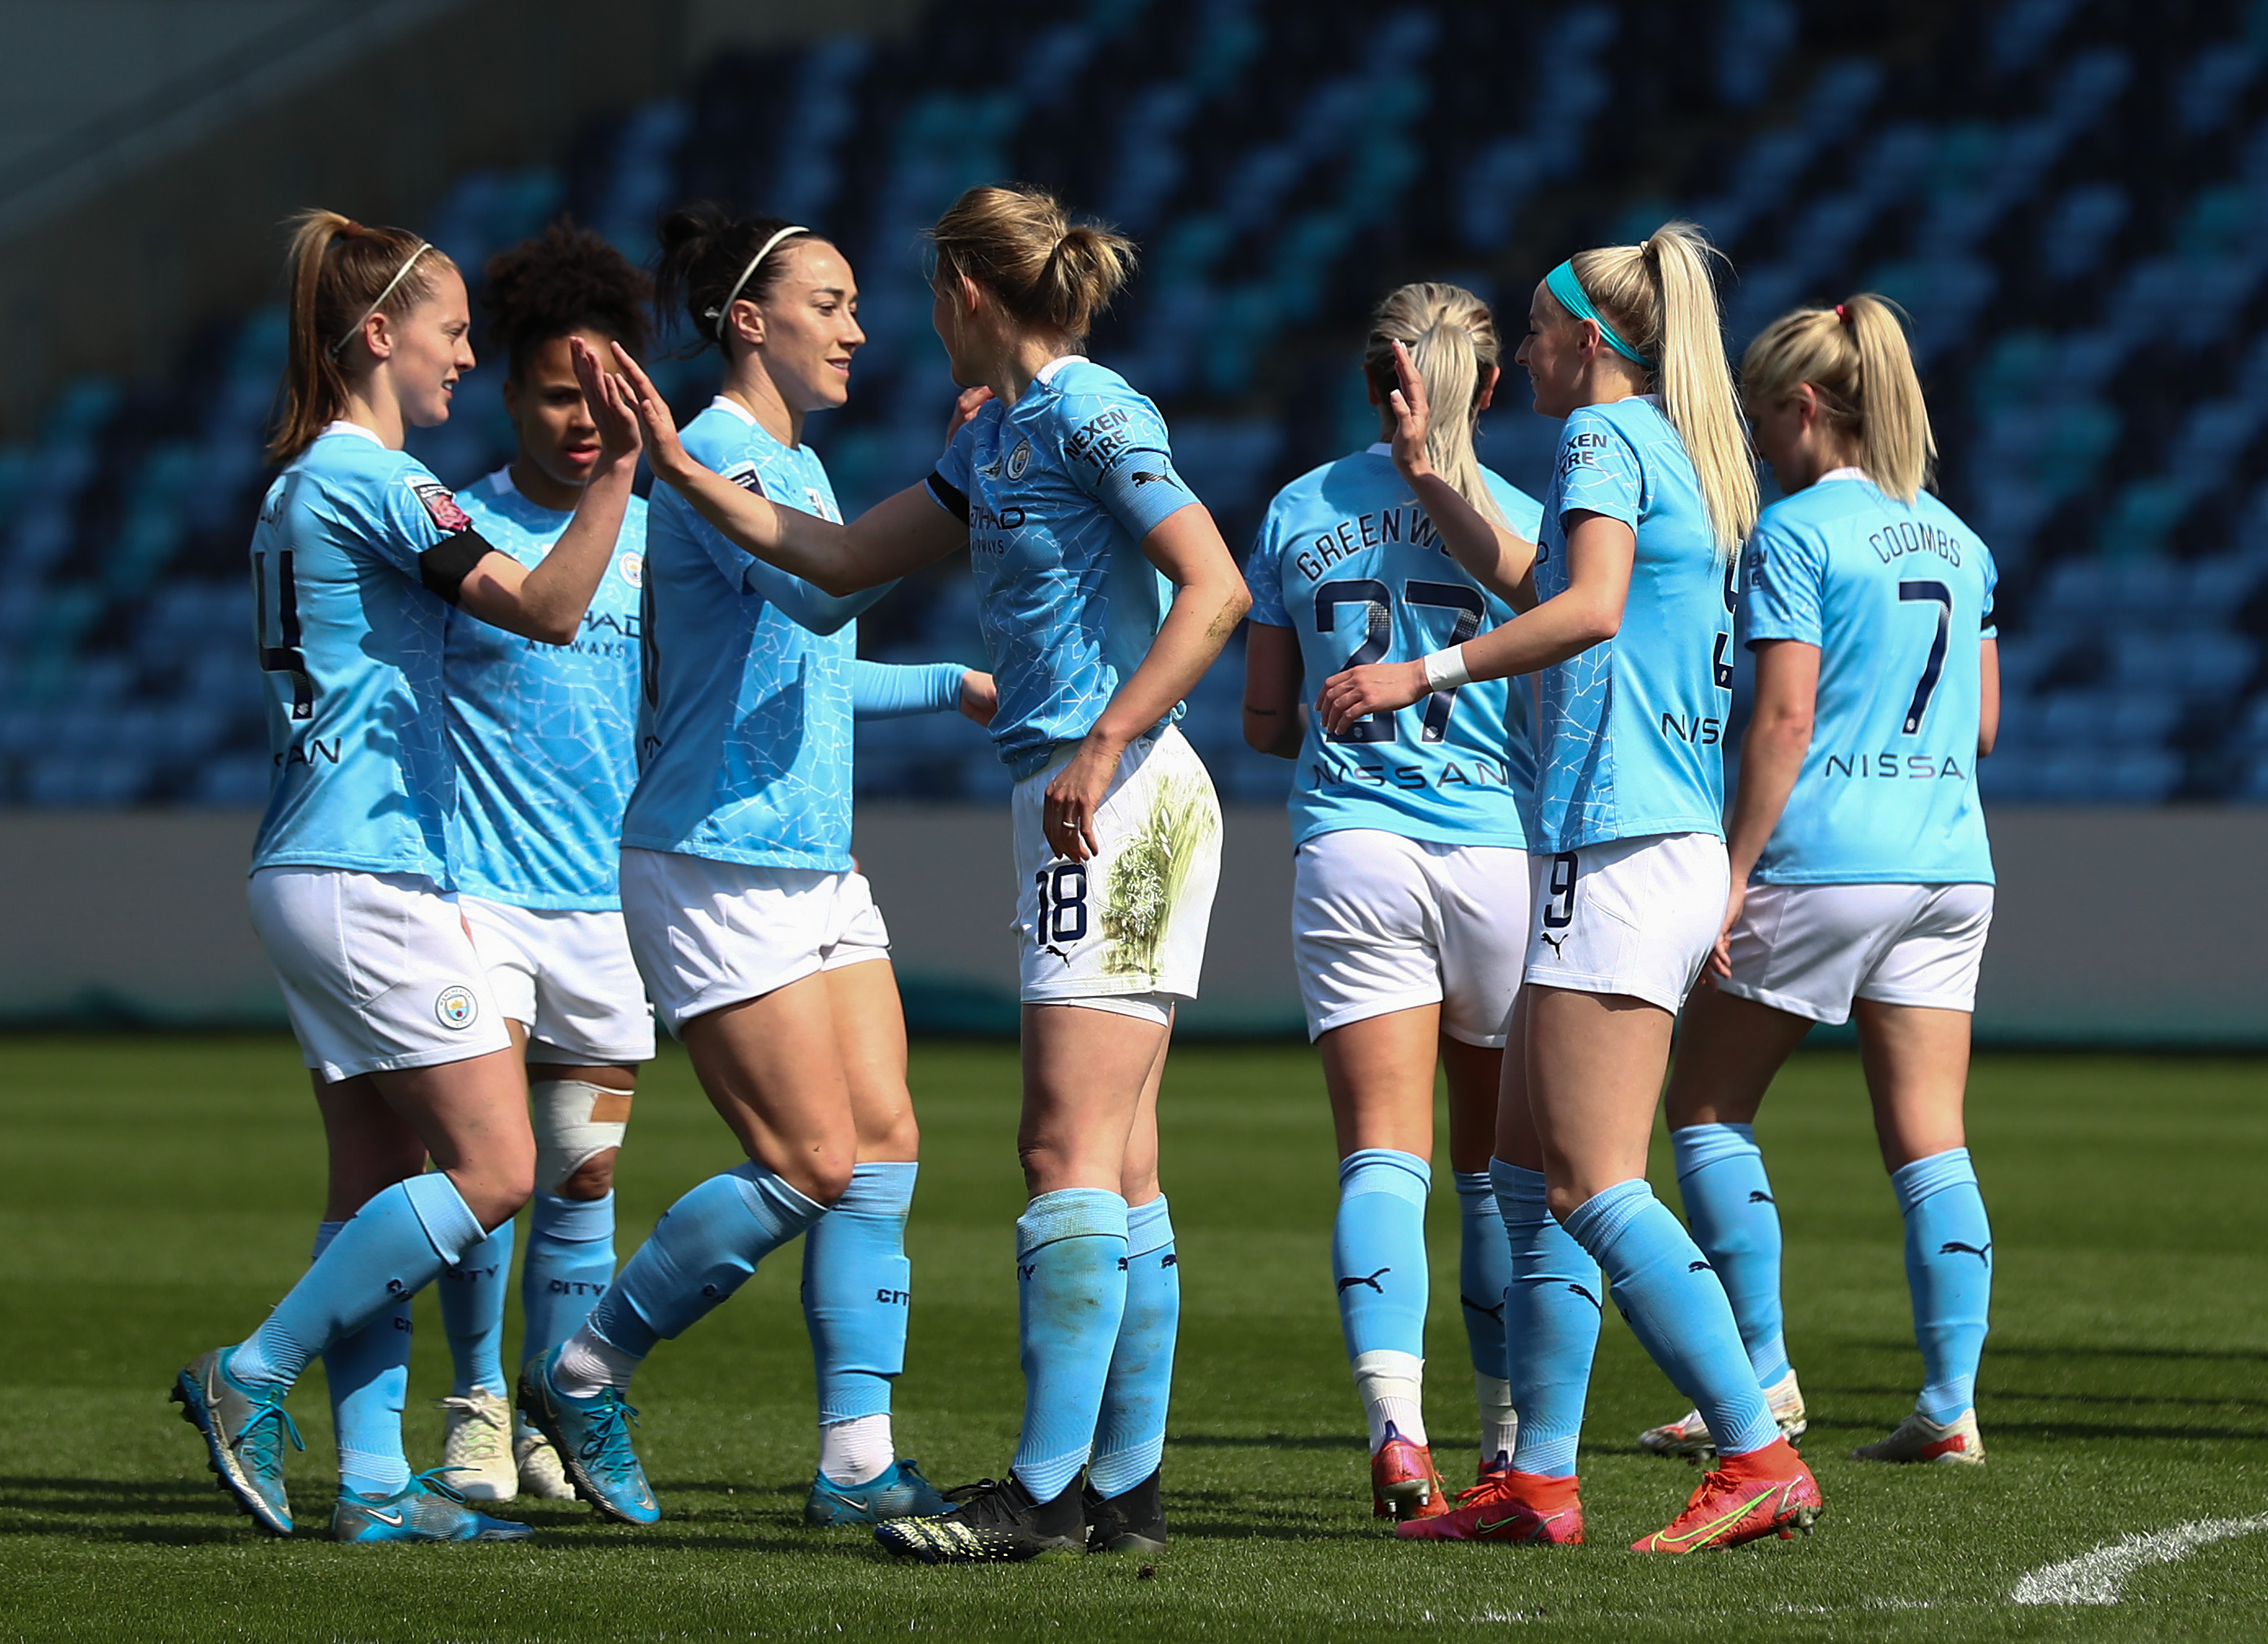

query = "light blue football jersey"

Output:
[[443, 470, 646, 910], [619, 398, 890, 870], [1530, 397, 1735, 852], [1742, 472, 1998, 886], [1246, 446, 1542, 848], [928, 357, 1202, 777], [249, 423, 477, 882]]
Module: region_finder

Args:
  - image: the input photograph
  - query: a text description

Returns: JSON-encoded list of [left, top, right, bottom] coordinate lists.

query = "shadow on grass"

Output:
[[0, 1476, 269, 1545], [1166, 1433, 1362, 1451]]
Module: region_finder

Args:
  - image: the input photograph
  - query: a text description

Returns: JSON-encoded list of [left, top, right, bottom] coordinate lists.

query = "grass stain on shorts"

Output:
[[1102, 774, 1218, 980]]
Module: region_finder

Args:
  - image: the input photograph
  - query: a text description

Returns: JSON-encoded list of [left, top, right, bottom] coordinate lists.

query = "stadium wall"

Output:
[[0, 0, 928, 436], [1, 807, 2261, 1046]]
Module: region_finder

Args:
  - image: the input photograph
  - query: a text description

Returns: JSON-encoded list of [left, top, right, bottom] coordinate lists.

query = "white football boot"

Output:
[[1638, 1368, 1809, 1458], [1851, 1407, 1984, 1465], [437, 1390, 518, 1502], [515, 1428, 578, 1500]]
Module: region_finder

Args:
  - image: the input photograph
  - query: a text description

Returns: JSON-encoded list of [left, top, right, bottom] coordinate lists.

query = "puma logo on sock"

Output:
[[1338, 1268, 1390, 1294]]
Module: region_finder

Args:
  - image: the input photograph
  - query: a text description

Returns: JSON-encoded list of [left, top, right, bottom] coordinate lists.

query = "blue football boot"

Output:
[[331, 1469, 535, 1542], [514, 1348, 659, 1525], [804, 1457, 949, 1526], [171, 1347, 303, 1536]]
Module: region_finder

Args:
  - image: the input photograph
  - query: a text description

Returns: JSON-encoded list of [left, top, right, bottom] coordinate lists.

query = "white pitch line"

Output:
[[2013, 1513, 2268, 1606]]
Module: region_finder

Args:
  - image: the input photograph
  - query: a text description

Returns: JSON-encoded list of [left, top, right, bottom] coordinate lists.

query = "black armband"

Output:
[[925, 471, 970, 523], [419, 531, 494, 604]]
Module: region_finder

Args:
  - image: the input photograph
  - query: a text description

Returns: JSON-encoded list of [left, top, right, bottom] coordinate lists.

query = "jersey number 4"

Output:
[[1897, 580, 1952, 735], [254, 548, 314, 720], [1316, 578, 1486, 744]]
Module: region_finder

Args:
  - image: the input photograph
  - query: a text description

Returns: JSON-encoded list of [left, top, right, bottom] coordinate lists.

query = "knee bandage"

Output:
[[532, 1079, 632, 1195]]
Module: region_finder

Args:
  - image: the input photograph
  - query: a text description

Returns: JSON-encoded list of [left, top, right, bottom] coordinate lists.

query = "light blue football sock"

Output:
[[520, 1192, 616, 1371], [1454, 1169, 1511, 1379], [1010, 1189, 1129, 1503], [1090, 1194, 1179, 1497], [310, 1220, 411, 1498], [801, 1162, 917, 1424], [437, 1220, 512, 1397], [229, 1173, 485, 1393], [1493, 1158, 1600, 1477], [1562, 1178, 1781, 1460], [1332, 1149, 1431, 1362], [584, 1164, 827, 1362], [1892, 1148, 1992, 1424], [1671, 1123, 1792, 1386]]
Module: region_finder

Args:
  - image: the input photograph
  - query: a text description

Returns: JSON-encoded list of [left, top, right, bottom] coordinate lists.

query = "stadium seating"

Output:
[[1, 0, 2262, 806]]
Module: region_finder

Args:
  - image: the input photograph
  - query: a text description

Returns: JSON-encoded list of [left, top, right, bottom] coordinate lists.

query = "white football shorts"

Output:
[[1717, 880, 1994, 1024], [619, 849, 890, 1037], [1013, 725, 1222, 1028], [248, 865, 513, 1083], [459, 896, 656, 1065], [1524, 831, 1729, 1013], [1292, 829, 1529, 1046]]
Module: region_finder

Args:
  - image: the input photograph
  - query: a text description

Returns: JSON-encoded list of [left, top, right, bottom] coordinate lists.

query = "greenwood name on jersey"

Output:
[[1741, 471, 1998, 886], [1246, 445, 1542, 849], [1532, 396, 1735, 852], [620, 398, 890, 871], [444, 470, 646, 910], [926, 357, 1201, 778], [249, 423, 476, 883]]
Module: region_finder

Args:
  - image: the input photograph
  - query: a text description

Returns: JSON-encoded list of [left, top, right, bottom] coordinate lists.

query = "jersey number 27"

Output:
[[1316, 579, 1486, 744]]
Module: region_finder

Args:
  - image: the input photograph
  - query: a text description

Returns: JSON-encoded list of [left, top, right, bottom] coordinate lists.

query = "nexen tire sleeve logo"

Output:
[[434, 986, 479, 1029]]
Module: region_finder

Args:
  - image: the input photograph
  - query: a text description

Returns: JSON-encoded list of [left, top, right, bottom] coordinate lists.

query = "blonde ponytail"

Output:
[[1567, 220, 1758, 557], [269, 208, 455, 465], [1363, 282, 1508, 527], [1741, 293, 1935, 502]]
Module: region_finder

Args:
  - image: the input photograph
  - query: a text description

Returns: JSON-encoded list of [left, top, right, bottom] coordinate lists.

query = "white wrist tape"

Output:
[[532, 1078, 632, 1195], [1422, 645, 1472, 692]]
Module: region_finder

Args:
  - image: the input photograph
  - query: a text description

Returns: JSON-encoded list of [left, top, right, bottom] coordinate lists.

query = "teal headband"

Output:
[[1544, 260, 1649, 367]]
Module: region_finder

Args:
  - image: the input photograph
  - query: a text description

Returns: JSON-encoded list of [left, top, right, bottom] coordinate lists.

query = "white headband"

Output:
[[330, 240, 433, 357], [705, 225, 809, 340]]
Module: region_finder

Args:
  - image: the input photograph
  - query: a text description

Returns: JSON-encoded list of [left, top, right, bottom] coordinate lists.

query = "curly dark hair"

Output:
[[481, 221, 655, 380]]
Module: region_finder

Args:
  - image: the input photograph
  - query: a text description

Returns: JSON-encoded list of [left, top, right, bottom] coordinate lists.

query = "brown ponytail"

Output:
[[269, 209, 456, 465], [926, 184, 1135, 344], [1741, 293, 1936, 503]]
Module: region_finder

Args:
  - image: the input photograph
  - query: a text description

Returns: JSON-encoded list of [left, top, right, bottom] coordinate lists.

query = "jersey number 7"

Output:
[[254, 548, 314, 720], [1897, 580, 1952, 735], [1315, 579, 1487, 744]]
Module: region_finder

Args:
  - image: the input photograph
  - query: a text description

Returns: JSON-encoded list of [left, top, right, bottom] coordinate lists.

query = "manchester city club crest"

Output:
[[1005, 438, 1032, 481], [434, 985, 479, 1029], [619, 552, 643, 589]]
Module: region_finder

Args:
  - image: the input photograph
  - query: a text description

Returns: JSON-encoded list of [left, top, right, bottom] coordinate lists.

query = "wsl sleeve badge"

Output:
[[433, 984, 481, 1029], [409, 479, 473, 535]]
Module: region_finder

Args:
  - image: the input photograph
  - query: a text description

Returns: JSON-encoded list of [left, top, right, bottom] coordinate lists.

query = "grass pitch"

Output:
[[1, 1036, 2264, 1642]]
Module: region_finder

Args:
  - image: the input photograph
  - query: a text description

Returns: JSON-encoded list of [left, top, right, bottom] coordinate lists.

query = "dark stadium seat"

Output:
[[2, 0, 2265, 806]]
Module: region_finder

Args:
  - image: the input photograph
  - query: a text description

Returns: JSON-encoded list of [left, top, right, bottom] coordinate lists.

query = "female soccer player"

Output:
[[513, 207, 993, 1531], [607, 184, 1249, 1562], [1241, 282, 1541, 1520], [170, 210, 639, 1542], [1640, 294, 1999, 1468], [427, 224, 658, 1504], [1321, 224, 1824, 1552]]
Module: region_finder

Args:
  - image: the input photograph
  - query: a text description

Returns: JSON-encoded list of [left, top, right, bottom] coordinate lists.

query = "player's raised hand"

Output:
[[958, 669, 999, 726], [609, 341, 693, 482], [572, 336, 642, 464], [1316, 659, 1427, 739], [1386, 339, 1436, 484], [945, 384, 994, 443]]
